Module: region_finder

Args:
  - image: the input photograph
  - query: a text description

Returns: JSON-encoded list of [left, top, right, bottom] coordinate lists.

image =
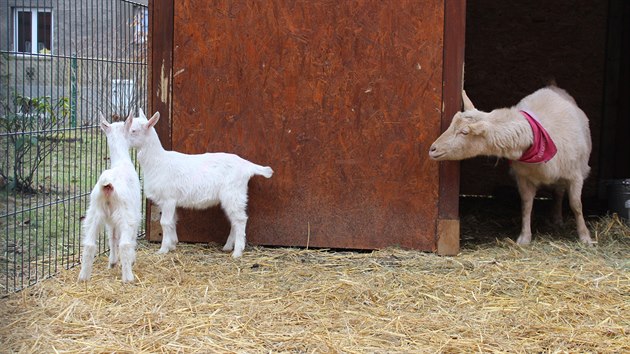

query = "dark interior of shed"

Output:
[[459, 0, 629, 242]]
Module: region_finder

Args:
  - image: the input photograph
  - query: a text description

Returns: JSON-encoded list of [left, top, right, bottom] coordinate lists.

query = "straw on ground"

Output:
[[0, 216, 628, 353]]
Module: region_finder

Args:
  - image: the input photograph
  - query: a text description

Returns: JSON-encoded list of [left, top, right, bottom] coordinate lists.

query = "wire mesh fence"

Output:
[[1, 0, 148, 296]]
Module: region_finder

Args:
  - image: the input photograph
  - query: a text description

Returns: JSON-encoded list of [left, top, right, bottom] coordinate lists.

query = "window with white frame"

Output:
[[13, 8, 53, 54]]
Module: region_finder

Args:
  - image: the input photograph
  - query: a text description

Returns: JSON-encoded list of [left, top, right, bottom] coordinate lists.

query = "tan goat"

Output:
[[429, 86, 593, 245]]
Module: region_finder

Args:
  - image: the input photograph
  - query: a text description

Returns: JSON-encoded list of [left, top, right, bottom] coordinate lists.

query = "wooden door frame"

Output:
[[147, 0, 174, 241], [437, 0, 466, 255]]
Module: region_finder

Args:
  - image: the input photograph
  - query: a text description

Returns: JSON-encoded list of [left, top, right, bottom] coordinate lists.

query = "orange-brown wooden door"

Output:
[[149, 0, 459, 252]]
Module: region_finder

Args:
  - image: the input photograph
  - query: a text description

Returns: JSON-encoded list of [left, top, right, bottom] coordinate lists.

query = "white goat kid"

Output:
[[429, 86, 593, 245], [79, 112, 142, 283], [127, 109, 273, 258]]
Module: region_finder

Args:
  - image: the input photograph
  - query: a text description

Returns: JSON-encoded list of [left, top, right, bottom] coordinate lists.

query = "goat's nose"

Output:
[[429, 145, 436, 152]]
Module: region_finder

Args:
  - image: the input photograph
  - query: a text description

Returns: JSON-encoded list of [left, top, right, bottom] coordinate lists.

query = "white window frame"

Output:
[[13, 7, 53, 54]]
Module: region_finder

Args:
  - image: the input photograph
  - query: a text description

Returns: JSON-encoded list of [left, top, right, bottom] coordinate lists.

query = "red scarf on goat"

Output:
[[518, 110, 557, 163]]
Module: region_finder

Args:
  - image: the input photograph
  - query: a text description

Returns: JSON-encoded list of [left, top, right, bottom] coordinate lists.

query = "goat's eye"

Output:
[[460, 127, 470, 135]]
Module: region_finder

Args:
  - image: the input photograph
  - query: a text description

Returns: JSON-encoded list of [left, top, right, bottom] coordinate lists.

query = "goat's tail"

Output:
[[98, 172, 116, 197], [101, 183, 114, 196], [253, 165, 274, 179]]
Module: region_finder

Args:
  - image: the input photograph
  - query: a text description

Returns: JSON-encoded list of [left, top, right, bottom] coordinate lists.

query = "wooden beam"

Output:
[[146, 0, 174, 241], [437, 0, 466, 255]]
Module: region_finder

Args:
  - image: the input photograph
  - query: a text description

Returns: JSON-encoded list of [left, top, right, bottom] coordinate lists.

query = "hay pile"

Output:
[[0, 217, 628, 353]]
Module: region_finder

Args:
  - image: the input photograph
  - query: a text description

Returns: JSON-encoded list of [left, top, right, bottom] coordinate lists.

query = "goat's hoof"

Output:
[[77, 273, 90, 282], [580, 237, 595, 246], [157, 245, 175, 254], [231, 251, 243, 258], [516, 236, 532, 245], [121, 275, 135, 283], [222, 245, 234, 252]]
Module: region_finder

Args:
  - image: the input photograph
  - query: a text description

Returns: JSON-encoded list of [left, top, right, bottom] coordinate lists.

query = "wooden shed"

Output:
[[146, 0, 465, 255]]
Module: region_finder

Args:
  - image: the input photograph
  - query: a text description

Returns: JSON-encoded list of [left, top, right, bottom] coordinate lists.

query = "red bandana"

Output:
[[518, 110, 557, 163]]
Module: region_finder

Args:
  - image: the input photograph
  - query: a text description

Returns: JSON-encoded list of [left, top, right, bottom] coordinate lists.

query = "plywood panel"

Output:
[[168, 0, 445, 251]]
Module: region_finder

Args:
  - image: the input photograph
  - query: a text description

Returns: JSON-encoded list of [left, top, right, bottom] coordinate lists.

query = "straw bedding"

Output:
[[0, 216, 628, 353]]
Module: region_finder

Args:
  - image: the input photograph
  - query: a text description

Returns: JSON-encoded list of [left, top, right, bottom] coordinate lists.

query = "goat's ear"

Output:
[[146, 111, 160, 129], [462, 90, 476, 111], [139, 108, 146, 118], [99, 111, 110, 132], [124, 111, 134, 131], [468, 120, 488, 136]]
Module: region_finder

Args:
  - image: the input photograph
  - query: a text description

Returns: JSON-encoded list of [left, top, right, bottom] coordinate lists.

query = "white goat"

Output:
[[78, 112, 142, 283], [429, 85, 593, 245], [126, 109, 273, 258]]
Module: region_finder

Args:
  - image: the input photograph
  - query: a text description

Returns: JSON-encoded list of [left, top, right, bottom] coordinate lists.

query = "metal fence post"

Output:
[[70, 53, 77, 128]]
